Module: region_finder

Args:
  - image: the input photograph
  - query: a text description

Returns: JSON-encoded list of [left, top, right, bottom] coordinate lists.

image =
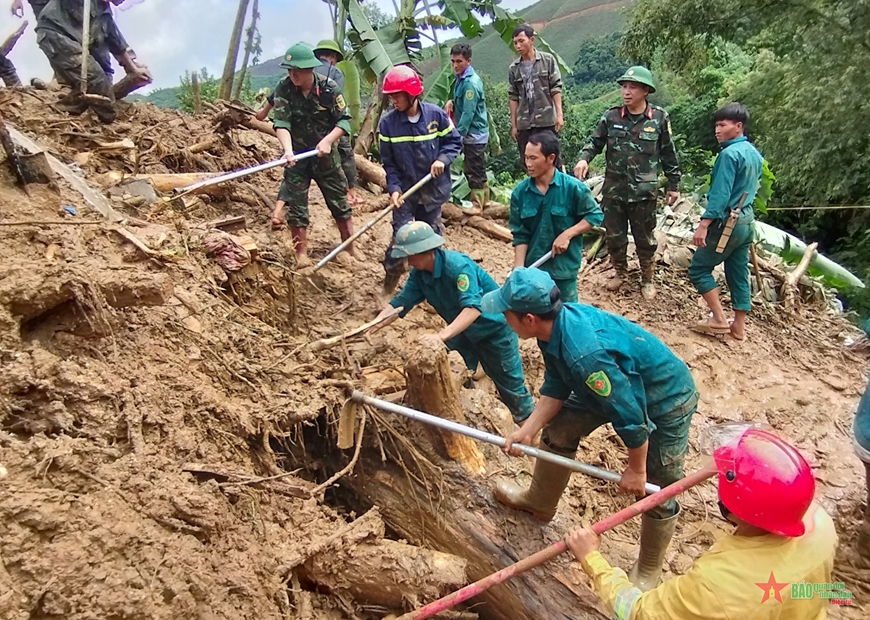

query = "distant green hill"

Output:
[[135, 0, 630, 109]]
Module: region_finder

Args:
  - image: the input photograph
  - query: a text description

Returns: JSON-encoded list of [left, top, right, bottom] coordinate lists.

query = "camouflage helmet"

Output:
[[280, 43, 321, 70], [314, 39, 344, 62], [390, 221, 445, 258], [617, 66, 656, 93]]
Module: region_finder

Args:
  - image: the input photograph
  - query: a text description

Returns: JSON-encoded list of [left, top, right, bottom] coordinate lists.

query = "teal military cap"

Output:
[[481, 267, 559, 314]]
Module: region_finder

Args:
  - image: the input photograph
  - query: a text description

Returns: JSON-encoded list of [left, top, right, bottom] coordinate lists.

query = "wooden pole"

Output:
[[0, 20, 28, 56], [217, 0, 251, 101], [80, 0, 91, 95], [190, 72, 203, 115], [749, 243, 765, 300], [232, 0, 258, 101]]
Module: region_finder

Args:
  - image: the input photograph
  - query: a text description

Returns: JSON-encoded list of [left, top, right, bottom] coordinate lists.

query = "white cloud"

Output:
[[2, 0, 533, 91]]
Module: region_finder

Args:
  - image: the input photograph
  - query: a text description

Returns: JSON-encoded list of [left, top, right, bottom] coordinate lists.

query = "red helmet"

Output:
[[383, 65, 423, 97], [713, 428, 814, 537]]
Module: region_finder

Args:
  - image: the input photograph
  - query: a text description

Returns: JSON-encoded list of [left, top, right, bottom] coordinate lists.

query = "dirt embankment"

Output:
[[0, 89, 867, 619]]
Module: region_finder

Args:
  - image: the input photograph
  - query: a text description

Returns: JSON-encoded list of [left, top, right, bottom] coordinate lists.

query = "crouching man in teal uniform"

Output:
[[481, 268, 699, 591], [372, 222, 534, 423]]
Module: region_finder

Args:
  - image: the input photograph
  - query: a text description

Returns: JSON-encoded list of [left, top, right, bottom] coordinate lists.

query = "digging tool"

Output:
[[173, 150, 319, 195], [81, 0, 91, 95], [309, 306, 403, 352], [392, 465, 717, 620], [715, 191, 748, 253], [529, 250, 552, 269], [351, 391, 661, 494], [313, 173, 434, 272]]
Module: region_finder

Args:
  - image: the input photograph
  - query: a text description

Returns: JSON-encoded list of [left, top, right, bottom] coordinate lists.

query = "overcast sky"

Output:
[[2, 0, 531, 91]]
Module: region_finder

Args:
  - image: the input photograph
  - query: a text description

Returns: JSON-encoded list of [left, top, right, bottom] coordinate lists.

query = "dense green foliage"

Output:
[[622, 0, 870, 315]]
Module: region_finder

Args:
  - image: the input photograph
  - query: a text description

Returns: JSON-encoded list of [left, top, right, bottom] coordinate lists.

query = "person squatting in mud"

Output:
[[567, 428, 838, 619], [482, 267, 699, 592], [268, 43, 356, 264], [509, 131, 603, 303], [378, 65, 462, 296], [371, 221, 534, 423]]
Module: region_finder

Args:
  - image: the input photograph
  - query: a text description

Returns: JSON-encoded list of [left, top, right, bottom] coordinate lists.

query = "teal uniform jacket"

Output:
[[509, 170, 604, 281], [389, 248, 506, 341], [538, 304, 697, 448], [702, 136, 763, 221], [389, 248, 534, 421], [854, 319, 870, 453], [451, 66, 488, 143]]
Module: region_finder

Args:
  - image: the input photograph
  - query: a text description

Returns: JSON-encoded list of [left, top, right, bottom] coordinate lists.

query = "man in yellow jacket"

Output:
[[566, 427, 839, 619]]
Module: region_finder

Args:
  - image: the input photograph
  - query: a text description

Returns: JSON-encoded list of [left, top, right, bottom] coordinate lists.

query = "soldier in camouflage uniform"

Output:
[[574, 66, 680, 300], [269, 43, 355, 263], [508, 23, 564, 172]]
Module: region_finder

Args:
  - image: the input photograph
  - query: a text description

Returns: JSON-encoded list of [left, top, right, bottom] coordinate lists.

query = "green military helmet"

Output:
[[314, 39, 344, 62], [391, 221, 445, 259], [617, 66, 656, 93], [280, 43, 321, 70]]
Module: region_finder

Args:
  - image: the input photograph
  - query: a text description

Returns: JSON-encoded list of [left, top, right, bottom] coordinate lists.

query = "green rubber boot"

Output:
[[493, 444, 572, 522], [628, 505, 681, 591]]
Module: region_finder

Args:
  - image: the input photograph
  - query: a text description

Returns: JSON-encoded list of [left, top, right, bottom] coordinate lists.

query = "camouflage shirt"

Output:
[[36, 0, 103, 46], [507, 50, 562, 131], [579, 104, 681, 202], [271, 73, 352, 153]]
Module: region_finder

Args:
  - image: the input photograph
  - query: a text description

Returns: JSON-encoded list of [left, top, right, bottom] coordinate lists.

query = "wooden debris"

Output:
[[784, 242, 818, 310], [280, 508, 385, 572], [0, 117, 30, 193], [309, 306, 403, 352], [354, 154, 386, 189], [197, 215, 247, 232], [237, 234, 258, 258], [0, 21, 27, 56], [442, 202, 513, 243], [302, 539, 467, 610], [191, 72, 203, 114], [113, 226, 162, 258], [482, 204, 510, 220], [404, 338, 486, 475]]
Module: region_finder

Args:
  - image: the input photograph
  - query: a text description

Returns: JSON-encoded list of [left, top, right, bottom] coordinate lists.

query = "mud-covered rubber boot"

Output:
[[336, 218, 356, 257], [469, 187, 486, 215], [494, 444, 573, 522], [628, 505, 681, 591], [290, 227, 308, 263], [606, 269, 627, 292], [382, 263, 406, 296], [640, 262, 656, 300]]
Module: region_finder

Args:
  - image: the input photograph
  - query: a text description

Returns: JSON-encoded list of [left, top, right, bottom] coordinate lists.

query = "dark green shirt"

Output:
[[509, 170, 604, 280], [579, 104, 681, 203], [271, 73, 351, 153]]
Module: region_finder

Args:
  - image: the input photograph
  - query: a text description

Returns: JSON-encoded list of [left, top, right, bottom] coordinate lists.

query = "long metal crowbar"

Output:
[[351, 391, 661, 494]]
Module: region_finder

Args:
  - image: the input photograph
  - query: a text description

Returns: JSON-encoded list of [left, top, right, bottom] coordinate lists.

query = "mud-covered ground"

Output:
[[0, 89, 868, 619]]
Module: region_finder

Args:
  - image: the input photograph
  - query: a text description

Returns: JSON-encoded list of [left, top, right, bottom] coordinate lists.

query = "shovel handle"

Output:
[[529, 250, 553, 269], [175, 149, 318, 194], [313, 174, 434, 272]]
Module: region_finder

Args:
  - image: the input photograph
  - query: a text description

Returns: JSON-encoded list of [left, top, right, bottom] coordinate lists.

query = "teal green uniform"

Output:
[[688, 136, 763, 311], [538, 303, 698, 518], [390, 249, 534, 421], [509, 170, 604, 302]]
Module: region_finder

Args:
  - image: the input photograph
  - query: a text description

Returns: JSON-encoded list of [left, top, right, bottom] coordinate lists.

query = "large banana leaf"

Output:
[[346, 0, 415, 83], [336, 58, 361, 134], [439, 0, 483, 38]]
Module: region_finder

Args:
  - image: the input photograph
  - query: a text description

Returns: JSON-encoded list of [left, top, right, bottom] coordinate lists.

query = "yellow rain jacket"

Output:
[[580, 503, 838, 620]]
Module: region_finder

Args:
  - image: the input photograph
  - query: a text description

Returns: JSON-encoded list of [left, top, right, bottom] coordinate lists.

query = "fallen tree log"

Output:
[[355, 154, 386, 189], [94, 171, 229, 196], [303, 539, 467, 609], [783, 241, 818, 310], [442, 203, 513, 243], [404, 339, 485, 475], [0, 21, 27, 56], [482, 204, 510, 221]]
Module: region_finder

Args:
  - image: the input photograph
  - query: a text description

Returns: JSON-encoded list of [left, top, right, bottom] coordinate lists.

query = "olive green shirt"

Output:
[[271, 73, 351, 153], [507, 49, 562, 131]]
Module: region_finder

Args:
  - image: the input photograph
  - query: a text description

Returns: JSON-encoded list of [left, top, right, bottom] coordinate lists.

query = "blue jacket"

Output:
[[379, 102, 462, 207], [539, 304, 697, 448], [703, 136, 763, 220], [389, 248, 508, 342], [510, 170, 604, 280]]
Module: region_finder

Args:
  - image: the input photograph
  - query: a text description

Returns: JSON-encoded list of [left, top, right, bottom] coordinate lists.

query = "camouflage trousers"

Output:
[[0, 53, 20, 87], [463, 142, 487, 190], [542, 390, 698, 520], [277, 149, 350, 228], [337, 135, 358, 190], [602, 196, 657, 271], [36, 30, 116, 123], [517, 127, 562, 172]]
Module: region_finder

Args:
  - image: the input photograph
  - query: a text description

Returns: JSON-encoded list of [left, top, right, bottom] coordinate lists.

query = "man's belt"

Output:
[[715, 191, 748, 254]]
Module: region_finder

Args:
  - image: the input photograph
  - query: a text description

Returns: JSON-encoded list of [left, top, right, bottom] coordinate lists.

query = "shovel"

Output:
[[351, 391, 661, 494], [313, 173, 434, 272], [174, 149, 319, 195], [529, 250, 552, 269]]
